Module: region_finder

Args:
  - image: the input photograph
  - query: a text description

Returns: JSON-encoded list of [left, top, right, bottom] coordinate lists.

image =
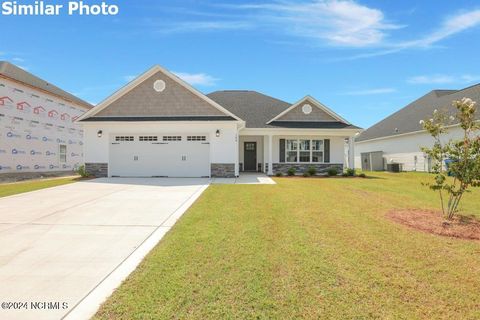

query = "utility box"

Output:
[[361, 151, 384, 171]]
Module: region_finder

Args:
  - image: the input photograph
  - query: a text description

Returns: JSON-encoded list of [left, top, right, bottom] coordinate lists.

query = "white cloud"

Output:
[[152, 2, 480, 58], [342, 9, 480, 60], [344, 87, 396, 95], [123, 75, 137, 82], [407, 74, 480, 85], [410, 10, 480, 48], [12, 57, 25, 62], [226, 0, 400, 47], [153, 21, 252, 34], [173, 72, 219, 86]]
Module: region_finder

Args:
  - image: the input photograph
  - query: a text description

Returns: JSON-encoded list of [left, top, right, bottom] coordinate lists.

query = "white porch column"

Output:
[[263, 135, 268, 173], [348, 137, 355, 169], [235, 132, 240, 176], [268, 134, 273, 175]]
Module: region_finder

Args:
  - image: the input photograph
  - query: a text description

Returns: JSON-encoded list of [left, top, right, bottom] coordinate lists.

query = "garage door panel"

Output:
[[109, 135, 210, 177]]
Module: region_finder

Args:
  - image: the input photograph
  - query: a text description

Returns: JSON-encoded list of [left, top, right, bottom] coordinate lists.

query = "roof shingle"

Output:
[[356, 84, 480, 142], [207, 90, 359, 129], [0, 61, 92, 109]]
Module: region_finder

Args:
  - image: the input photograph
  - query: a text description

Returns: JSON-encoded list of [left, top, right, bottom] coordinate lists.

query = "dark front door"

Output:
[[244, 142, 257, 171]]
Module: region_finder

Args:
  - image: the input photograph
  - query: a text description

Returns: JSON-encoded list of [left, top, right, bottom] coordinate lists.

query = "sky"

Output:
[[1, 0, 480, 128]]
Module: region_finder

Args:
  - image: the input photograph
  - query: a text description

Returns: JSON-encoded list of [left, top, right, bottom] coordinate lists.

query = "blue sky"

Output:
[[1, 0, 480, 128]]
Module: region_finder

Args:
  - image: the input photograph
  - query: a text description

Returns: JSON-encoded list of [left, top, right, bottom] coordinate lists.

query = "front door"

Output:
[[244, 142, 257, 171]]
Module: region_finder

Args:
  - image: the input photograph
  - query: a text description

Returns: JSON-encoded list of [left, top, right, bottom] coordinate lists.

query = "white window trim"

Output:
[[285, 138, 324, 164], [59, 144, 67, 163]]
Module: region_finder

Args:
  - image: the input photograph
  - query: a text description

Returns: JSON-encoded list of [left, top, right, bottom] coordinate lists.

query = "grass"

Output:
[[95, 172, 480, 319], [0, 176, 80, 198]]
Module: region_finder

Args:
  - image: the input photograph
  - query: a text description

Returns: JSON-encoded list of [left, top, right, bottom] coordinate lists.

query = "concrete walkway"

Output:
[[211, 172, 276, 185], [0, 178, 209, 320]]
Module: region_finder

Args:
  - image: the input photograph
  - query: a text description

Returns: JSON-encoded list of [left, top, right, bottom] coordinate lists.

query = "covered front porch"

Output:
[[238, 132, 356, 176]]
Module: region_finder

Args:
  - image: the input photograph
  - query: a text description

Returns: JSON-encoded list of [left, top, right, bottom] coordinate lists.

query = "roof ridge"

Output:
[[455, 82, 480, 93]]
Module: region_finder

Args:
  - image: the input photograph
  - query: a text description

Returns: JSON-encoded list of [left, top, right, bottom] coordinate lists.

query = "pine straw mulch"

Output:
[[388, 209, 480, 240]]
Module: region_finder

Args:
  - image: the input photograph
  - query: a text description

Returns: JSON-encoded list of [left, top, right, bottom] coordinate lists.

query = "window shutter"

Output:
[[279, 139, 285, 162], [324, 139, 330, 163]]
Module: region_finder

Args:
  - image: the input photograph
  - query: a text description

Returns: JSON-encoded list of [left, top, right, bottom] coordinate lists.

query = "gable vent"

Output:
[[302, 104, 312, 114], [153, 80, 166, 92]]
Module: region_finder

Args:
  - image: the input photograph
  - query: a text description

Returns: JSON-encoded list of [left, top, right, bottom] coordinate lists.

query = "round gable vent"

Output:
[[153, 80, 166, 92], [302, 104, 312, 115]]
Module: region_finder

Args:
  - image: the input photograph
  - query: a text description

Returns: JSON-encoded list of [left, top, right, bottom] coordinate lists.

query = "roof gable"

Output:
[[267, 96, 350, 124], [79, 65, 242, 121]]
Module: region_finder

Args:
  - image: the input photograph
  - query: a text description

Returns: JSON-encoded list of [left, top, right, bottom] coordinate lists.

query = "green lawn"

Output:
[[0, 176, 80, 198], [95, 172, 480, 319]]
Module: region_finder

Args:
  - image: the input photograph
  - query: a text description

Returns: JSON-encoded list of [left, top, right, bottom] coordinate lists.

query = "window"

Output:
[[245, 142, 255, 151], [187, 135, 206, 141], [163, 136, 182, 141], [59, 144, 67, 163], [286, 139, 298, 162], [139, 136, 158, 141], [286, 139, 324, 163], [299, 140, 310, 162], [115, 136, 134, 141]]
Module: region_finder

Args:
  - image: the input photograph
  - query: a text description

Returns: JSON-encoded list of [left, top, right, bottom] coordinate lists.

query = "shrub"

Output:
[[345, 168, 355, 176], [275, 172, 283, 177], [307, 166, 317, 176], [421, 97, 480, 220], [327, 167, 338, 176], [342, 172, 348, 177], [359, 173, 367, 178], [287, 167, 296, 176], [302, 172, 311, 177], [75, 164, 90, 178]]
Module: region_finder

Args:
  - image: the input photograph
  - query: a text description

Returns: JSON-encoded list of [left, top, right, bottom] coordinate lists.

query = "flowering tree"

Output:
[[420, 97, 480, 220]]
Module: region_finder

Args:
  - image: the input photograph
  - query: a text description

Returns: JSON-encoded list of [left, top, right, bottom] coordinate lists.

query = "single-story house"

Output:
[[0, 61, 93, 178], [78, 65, 361, 178], [355, 84, 480, 171]]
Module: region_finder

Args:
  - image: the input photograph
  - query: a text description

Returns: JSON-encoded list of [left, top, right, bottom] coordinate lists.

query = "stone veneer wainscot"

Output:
[[85, 163, 108, 177], [211, 163, 235, 178], [272, 163, 343, 175]]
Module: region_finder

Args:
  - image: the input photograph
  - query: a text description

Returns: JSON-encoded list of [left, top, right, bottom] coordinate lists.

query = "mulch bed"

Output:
[[388, 209, 480, 240]]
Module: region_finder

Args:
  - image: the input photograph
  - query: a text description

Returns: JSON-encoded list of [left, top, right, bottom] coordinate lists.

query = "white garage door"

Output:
[[109, 134, 210, 177]]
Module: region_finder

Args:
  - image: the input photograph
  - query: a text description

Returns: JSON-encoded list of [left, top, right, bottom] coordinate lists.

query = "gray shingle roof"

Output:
[[207, 90, 359, 129], [207, 90, 291, 128], [356, 84, 480, 142], [0, 61, 92, 109]]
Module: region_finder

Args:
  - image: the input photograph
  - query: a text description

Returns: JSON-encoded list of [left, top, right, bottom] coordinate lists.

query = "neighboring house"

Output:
[[355, 84, 480, 171], [0, 61, 93, 176], [78, 65, 360, 178]]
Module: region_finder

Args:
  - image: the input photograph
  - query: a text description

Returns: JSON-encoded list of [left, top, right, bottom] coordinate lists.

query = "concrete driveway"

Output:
[[0, 178, 209, 320]]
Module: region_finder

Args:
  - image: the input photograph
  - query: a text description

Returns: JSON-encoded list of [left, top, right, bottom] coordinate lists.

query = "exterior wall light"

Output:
[[216, 129, 220, 137], [97, 130, 103, 138]]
